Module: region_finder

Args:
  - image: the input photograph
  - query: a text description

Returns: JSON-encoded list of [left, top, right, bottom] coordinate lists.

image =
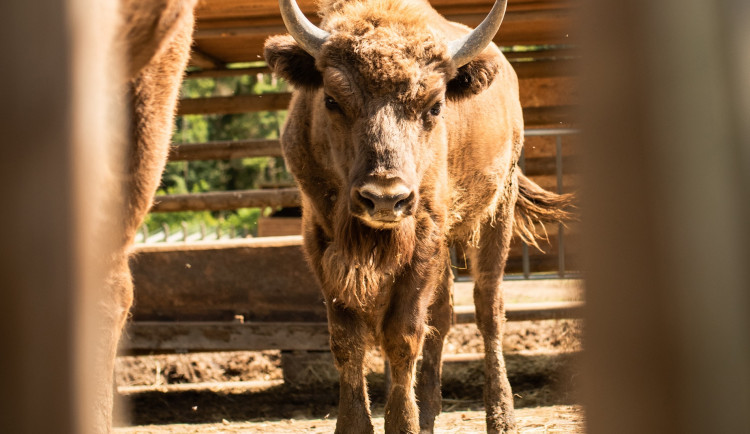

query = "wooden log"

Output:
[[150, 188, 300, 212], [176, 93, 291, 115], [121, 321, 331, 352], [129, 237, 326, 322], [120, 301, 583, 353], [454, 301, 584, 324], [189, 47, 225, 70], [168, 139, 282, 161], [186, 65, 271, 79]]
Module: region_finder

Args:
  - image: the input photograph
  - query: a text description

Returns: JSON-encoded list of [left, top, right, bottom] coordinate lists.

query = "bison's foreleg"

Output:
[[470, 204, 517, 433], [327, 303, 374, 434], [415, 265, 453, 433], [381, 244, 446, 434]]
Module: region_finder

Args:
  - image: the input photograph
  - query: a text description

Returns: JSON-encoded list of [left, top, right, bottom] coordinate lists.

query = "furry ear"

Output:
[[264, 35, 323, 89], [446, 51, 500, 100]]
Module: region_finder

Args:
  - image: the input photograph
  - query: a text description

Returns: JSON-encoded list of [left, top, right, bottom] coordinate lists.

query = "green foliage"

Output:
[[141, 69, 293, 239]]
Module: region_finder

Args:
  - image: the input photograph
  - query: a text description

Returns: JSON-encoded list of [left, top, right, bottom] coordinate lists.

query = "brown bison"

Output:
[[264, 0, 572, 432], [92, 1, 197, 432]]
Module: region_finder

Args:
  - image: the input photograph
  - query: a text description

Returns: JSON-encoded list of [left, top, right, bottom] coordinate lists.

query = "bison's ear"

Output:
[[446, 51, 500, 100], [264, 35, 323, 89]]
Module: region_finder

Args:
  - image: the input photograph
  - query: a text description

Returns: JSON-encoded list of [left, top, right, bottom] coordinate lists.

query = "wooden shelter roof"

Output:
[[190, 0, 578, 68]]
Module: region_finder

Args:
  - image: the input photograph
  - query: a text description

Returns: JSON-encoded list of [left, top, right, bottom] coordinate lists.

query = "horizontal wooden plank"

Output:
[[121, 321, 331, 352], [168, 139, 283, 161], [194, 0, 573, 22], [150, 188, 300, 212], [121, 301, 583, 352], [130, 236, 327, 323], [190, 0, 578, 64], [186, 65, 271, 79], [177, 93, 292, 116], [454, 301, 584, 323]]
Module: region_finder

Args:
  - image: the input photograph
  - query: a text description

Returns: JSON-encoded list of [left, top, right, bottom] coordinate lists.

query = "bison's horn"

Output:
[[448, 0, 508, 67], [278, 0, 330, 56]]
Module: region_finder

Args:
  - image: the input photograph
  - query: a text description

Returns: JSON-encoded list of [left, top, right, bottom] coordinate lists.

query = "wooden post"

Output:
[[0, 0, 124, 433], [581, 0, 750, 432]]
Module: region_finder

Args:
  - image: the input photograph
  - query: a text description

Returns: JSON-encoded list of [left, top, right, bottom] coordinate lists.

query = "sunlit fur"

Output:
[[94, 1, 197, 432]]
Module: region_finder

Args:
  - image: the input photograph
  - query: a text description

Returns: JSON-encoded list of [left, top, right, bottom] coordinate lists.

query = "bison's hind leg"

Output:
[[416, 264, 453, 433], [470, 204, 518, 433]]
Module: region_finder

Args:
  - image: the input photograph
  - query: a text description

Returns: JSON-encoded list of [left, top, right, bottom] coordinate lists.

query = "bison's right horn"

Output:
[[448, 0, 508, 67], [278, 0, 330, 57]]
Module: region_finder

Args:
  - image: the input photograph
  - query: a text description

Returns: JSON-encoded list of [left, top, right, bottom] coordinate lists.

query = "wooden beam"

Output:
[[511, 58, 578, 79], [188, 47, 225, 70], [454, 301, 584, 324], [186, 65, 271, 79], [168, 139, 282, 161], [121, 301, 583, 353], [150, 188, 300, 212], [122, 321, 331, 352], [177, 93, 292, 115]]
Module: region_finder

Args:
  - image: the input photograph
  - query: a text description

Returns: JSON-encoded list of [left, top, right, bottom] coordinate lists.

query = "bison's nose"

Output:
[[351, 183, 415, 221]]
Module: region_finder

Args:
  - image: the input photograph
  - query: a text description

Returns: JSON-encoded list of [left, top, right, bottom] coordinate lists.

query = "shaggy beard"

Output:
[[322, 214, 416, 309]]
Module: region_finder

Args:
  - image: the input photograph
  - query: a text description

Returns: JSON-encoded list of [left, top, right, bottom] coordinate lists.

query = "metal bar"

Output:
[[524, 127, 580, 136], [556, 134, 566, 278], [519, 147, 531, 279]]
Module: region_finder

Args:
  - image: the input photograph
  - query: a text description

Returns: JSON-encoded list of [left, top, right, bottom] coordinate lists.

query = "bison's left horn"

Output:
[[448, 0, 508, 67], [278, 0, 330, 56]]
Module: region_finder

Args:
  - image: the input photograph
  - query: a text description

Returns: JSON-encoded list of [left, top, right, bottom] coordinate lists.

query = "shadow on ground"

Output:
[[115, 351, 580, 427]]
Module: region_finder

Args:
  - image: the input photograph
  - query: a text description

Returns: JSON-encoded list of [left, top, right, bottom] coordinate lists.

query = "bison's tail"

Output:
[[513, 173, 576, 251]]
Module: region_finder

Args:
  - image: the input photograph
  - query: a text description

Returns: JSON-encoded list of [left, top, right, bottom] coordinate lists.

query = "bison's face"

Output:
[[264, 0, 505, 229], [318, 64, 449, 229]]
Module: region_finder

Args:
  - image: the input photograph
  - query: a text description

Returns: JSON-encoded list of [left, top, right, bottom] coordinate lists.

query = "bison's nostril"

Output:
[[358, 193, 375, 211], [394, 192, 415, 212]]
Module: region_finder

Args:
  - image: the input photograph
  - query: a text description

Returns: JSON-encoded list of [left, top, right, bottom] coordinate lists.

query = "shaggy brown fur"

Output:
[[265, 0, 573, 433], [93, 1, 196, 432]]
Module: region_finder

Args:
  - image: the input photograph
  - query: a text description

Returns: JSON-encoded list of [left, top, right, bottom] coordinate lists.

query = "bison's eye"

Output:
[[324, 95, 340, 112], [429, 102, 442, 117]]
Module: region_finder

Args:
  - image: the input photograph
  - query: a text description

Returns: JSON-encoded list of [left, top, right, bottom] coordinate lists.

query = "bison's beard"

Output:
[[321, 214, 416, 309]]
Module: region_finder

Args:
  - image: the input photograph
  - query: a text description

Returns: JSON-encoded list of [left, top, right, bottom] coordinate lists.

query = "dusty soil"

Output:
[[116, 405, 583, 433], [114, 279, 584, 432]]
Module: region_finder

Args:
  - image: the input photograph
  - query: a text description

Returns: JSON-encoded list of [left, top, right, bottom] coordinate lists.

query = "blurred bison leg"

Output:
[[93, 4, 195, 432], [470, 199, 517, 434], [416, 265, 453, 433]]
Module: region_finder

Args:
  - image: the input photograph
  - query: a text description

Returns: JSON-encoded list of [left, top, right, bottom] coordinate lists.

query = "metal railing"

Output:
[[452, 127, 579, 281]]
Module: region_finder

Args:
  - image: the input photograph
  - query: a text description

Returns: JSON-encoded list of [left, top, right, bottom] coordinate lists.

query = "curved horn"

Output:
[[447, 0, 508, 67], [278, 0, 330, 56]]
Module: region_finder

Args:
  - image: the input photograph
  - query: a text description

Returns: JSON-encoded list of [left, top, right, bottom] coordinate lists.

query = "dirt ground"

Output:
[[114, 279, 584, 432]]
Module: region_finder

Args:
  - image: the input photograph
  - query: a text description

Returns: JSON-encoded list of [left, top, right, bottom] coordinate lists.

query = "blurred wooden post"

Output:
[[0, 0, 123, 433], [581, 0, 750, 433]]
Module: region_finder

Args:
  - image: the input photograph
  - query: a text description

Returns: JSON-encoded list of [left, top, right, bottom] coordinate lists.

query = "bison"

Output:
[[91, 1, 197, 432], [264, 0, 573, 432]]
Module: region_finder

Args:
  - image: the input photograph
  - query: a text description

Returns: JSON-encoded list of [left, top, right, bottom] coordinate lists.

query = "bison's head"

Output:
[[265, 0, 506, 229]]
